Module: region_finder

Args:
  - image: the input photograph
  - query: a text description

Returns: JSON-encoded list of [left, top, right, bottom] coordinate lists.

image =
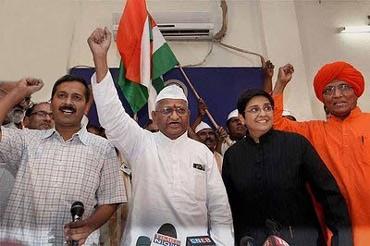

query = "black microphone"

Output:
[[152, 223, 181, 246], [70, 201, 84, 246], [186, 236, 215, 246], [136, 236, 151, 246], [240, 236, 255, 246]]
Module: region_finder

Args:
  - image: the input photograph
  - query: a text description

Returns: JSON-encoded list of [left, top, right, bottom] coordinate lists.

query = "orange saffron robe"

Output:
[[273, 94, 370, 246]]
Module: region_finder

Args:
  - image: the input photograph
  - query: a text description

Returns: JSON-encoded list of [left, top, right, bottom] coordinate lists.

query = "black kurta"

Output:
[[222, 129, 352, 246]]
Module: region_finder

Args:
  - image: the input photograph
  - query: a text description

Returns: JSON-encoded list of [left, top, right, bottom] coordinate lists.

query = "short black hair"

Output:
[[51, 75, 90, 101], [237, 89, 274, 116], [25, 101, 50, 117]]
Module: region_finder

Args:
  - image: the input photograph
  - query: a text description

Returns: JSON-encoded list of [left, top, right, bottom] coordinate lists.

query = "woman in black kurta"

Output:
[[222, 89, 352, 246]]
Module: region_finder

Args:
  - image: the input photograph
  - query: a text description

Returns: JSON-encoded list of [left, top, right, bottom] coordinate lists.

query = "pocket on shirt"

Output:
[[193, 169, 207, 202], [359, 135, 370, 166]]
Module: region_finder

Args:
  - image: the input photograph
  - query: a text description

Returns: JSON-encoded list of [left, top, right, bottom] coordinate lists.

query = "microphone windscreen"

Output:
[[186, 236, 215, 246], [157, 223, 177, 238], [136, 236, 151, 246], [240, 235, 255, 246], [70, 201, 84, 218]]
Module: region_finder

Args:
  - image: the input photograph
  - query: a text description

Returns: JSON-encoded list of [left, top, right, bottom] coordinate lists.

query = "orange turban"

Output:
[[313, 61, 364, 102]]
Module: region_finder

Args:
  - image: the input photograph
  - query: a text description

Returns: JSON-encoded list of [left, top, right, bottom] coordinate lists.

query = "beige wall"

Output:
[[0, 0, 369, 119]]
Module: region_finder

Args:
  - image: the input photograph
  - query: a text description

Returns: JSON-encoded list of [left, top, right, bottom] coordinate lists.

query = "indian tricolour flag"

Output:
[[116, 0, 179, 114]]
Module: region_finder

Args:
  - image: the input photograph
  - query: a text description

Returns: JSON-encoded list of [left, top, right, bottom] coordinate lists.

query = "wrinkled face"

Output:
[[243, 96, 273, 138], [227, 115, 247, 140], [322, 80, 357, 119], [7, 96, 31, 124], [197, 128, 217, 151], [25, 103, 54, 130], [152, 99, 189, 140], [51, 81, 88, 129]]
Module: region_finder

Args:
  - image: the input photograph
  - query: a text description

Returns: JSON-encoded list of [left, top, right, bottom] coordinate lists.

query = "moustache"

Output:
[[59, 105, 76, 113]]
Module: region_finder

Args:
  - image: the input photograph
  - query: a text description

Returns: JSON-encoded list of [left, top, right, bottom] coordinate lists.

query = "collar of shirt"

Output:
[[156, 130, 189, 145], [245, 129, 274, 145], [41, 126, 90, 145]]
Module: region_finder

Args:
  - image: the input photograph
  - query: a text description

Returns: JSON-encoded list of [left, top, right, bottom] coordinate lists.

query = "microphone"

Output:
[[70, 201, 84, 246], [136, 236, 151, 246], [186, 236, 215, 246], [152, 223, 181, 246], [240, 236, 255, 246], [262, 235, 290, 246]]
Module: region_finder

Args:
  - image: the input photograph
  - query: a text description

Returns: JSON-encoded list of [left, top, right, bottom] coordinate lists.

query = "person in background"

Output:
[[222, 89, 352, 246], [221, 109, 247, 155], [194, 121, 225, 172], [23, 102, 54, 130]]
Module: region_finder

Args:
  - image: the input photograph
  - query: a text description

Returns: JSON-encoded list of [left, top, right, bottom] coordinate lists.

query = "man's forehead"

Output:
[[55, 82, 85, 95], [199, 128, 214, 134], [34, 103, 51, 111], [157, 98, 188, 107]]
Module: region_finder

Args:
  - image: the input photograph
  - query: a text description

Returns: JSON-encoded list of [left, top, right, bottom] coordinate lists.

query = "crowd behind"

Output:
[[0, 27, 369, 246]]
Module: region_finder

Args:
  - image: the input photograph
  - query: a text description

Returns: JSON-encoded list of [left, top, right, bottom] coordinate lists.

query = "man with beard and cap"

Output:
[[23, 102, 54, 130], [88, 27, 234, 246], [221, 109, 247, 155], [272, 61, 370, 245], [0, 76, 126, 245], [194, 121, 224, 172]]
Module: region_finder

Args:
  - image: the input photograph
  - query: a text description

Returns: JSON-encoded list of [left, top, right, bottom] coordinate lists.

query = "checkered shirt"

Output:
[[0, 126, 126, 245]]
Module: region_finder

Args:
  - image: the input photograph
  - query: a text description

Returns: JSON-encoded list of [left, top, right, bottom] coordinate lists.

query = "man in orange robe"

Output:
[[272, 61, 369, 246]]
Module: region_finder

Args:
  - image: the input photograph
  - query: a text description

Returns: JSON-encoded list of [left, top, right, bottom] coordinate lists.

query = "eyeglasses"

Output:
[[156, 106, 188, 116], [31, 111, 53, 118], [245, 104, 273, 114], [322, 84, 353, 96]]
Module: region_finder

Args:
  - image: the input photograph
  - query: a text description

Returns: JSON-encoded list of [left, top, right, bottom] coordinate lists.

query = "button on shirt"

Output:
[[91, 72, 234, 246], [0, 127, 126, 245]]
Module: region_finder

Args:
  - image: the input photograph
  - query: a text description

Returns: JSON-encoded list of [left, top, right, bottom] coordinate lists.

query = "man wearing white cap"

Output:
[[221, 109, 247, 155], [195, 122, 224, 172], [88, 28, 234, 245]]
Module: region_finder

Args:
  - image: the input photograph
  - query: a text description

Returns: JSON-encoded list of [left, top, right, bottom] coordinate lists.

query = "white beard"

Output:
[[7, 109, 25, 124]]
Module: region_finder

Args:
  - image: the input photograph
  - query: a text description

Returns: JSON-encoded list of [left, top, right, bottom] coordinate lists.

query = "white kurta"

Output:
[[91, 72, 234, 246]]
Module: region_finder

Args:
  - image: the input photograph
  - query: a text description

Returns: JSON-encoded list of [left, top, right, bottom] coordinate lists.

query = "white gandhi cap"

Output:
[[227, 109, 239, 121], [155, 84, 188, 104], [195, 121, 212, 133]]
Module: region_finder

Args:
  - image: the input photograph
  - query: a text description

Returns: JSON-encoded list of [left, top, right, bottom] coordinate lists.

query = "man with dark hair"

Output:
[[23, 102, 54, 130], [0, 76, 126, 245], [51, 75, 90, 101], [220, 109, 247, 155]]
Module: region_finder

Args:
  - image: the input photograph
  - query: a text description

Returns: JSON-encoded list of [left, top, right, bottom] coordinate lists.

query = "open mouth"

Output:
[[333, 101, 347, 107], [59, 107, 76, 115]]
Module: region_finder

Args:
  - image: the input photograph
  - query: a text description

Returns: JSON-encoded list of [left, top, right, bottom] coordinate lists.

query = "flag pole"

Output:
[[178, 66, 220, 129], [178, 65, 235, 146]]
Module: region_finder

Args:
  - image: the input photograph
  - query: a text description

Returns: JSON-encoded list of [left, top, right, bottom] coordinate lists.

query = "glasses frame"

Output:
[[244, 104, 273, 115], [155, 106, 189, 116], [322, 83, 353, 97]]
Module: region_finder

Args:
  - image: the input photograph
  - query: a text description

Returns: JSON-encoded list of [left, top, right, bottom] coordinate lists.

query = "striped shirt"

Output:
[[0, 126, 126, 245]]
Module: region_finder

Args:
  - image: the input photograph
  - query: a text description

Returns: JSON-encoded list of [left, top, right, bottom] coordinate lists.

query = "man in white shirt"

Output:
[[88, 27, 234, 246]]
